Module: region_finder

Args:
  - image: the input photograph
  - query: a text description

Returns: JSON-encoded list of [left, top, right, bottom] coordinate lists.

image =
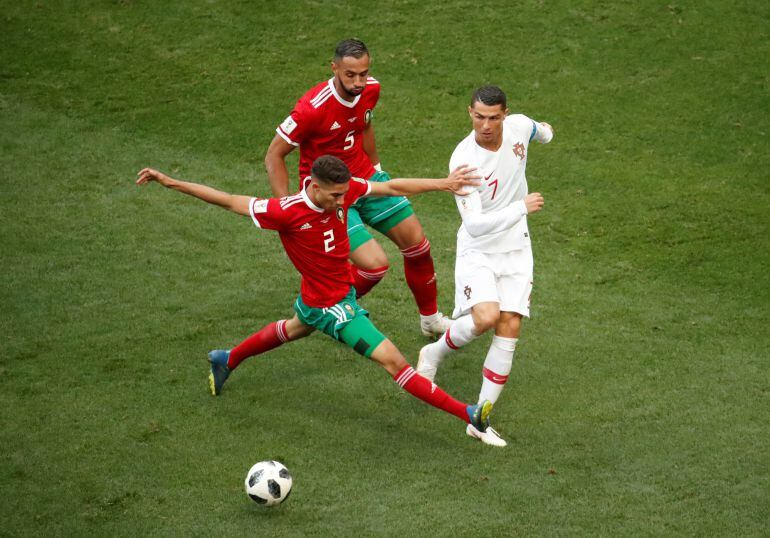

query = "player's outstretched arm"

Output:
[[136, 168, 251, 216], [367, 164, 481, 197]]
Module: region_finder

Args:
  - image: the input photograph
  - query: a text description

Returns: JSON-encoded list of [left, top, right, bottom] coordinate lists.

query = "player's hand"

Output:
[[540, 122, 553, 134], [446, 164, 481, 195], [524, 192, 544, 214], [136, 168, 173, 187]]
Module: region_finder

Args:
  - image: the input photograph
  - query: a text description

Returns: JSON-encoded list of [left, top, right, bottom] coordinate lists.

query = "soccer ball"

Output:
[[244, 460, 293, 506]]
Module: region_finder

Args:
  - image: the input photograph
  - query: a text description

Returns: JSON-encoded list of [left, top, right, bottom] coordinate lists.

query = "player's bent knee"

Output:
[[350, 239, 389, 269], [368, 339, 407, 377], [285, 316, 314, 340], [472, 308, 501, 334], [387, 216, 425, 249], [497, 312, 522, 338]]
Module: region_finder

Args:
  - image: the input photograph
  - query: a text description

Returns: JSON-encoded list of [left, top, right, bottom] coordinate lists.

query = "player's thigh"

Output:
[[383, 213, 425, 250], [284, 315, 315, 340], [349, 237, 389, 269], [495, 250, 534, 319], [355, 181, 413, 240], [471, 302, 502, 333], [347, 204, 373, 254], [337, 314, 398, 368], [452, 256, 500, 319]]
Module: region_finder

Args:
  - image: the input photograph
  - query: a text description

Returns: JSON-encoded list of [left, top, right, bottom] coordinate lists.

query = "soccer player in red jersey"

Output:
[[135, 156, 495, 437], [264, 39, 452, 338]]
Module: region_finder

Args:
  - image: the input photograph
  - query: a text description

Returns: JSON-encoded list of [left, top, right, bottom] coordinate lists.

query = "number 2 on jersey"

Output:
[[323, 229, 335, 252]]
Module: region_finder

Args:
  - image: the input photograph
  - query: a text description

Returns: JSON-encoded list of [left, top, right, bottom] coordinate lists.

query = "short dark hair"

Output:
[[470, 85, 507, 109], [333, 39, 369, 62], [311, 155, 351, 184]]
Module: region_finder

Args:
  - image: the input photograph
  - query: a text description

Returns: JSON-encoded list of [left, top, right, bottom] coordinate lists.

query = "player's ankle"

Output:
[[420, 312, 441, 323]]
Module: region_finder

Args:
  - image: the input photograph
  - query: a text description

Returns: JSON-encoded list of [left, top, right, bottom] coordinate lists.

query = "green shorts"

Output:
[[348, 170, 414, 252], [293, 287, 387, 358]]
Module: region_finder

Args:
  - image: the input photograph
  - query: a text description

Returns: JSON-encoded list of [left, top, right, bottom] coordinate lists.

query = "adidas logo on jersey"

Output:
[[300, 223, 312, 230], [330, 121, 341, 130]]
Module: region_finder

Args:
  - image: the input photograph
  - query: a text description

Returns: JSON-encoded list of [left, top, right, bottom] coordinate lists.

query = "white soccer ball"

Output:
[[244, 460, 293, 506]]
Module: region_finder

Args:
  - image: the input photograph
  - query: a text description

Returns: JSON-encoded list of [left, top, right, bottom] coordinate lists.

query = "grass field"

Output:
[[1, 1, 768, 536]]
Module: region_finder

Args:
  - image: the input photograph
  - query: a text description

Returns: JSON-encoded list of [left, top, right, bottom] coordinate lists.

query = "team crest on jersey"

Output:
[[336, 207, 345, 223], [464, 285, 472, 300], [364, 109, 373, 124], [344, 303, 355, 317], [513, 142, 526, 160]]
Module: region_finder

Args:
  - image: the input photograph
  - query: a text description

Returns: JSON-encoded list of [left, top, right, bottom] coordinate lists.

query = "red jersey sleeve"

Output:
[[347, 177, 372, 205], [366, 77, 381, 110], [276, 99, 316, 147], [249, 197, 286, 231]]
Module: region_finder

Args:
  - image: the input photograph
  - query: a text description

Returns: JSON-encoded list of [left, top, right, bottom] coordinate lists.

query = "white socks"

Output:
[[433, 314, 478, 356], [478, 335, 517, 404], [430, 317, 518, 405]]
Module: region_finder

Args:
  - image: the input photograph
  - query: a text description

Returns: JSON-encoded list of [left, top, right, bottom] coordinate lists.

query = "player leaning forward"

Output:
[[136, 156, 497, 438], [417, 85, 554, 447]]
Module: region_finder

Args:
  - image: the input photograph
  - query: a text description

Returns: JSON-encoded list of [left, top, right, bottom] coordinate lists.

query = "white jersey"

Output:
[[449, 114, 550, 255]]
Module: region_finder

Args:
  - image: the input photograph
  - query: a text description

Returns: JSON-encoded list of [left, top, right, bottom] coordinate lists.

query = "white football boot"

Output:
[[417, 343, 444, 383], [466, 423, 507, 447], [420, 312, 453, 338]]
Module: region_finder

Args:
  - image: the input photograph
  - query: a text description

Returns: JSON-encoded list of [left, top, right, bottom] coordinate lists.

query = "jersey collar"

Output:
[[300, 177, 324, 213], [328, 78, 361, 108]]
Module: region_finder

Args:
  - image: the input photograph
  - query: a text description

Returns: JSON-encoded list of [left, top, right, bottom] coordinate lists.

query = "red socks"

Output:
[[350, 264, 389, 298], [393, 365, 469, 422], [227, 320, 289, 369], [401, 238, 438, 316], [350, 238, 437, 316]]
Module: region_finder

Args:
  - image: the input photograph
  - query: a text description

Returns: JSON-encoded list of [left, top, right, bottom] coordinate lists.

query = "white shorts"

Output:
[[452, 248, 534, 318]]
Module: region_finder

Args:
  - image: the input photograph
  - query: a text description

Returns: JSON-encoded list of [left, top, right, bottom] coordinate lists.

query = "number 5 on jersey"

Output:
[[343, 130, 354, 150], [323, 229, 335, 252]]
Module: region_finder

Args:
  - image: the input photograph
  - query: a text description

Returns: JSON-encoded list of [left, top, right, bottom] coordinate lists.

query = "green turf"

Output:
[[1, 1, 768, 536]]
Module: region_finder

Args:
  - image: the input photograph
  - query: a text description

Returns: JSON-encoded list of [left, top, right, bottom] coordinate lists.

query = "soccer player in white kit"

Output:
[[417, 85, 553, 447]]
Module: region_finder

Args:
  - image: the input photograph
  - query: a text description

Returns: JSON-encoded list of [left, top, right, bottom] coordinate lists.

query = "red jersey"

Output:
[[249, 177, 372, 307], [276, 77, 380, 182]]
